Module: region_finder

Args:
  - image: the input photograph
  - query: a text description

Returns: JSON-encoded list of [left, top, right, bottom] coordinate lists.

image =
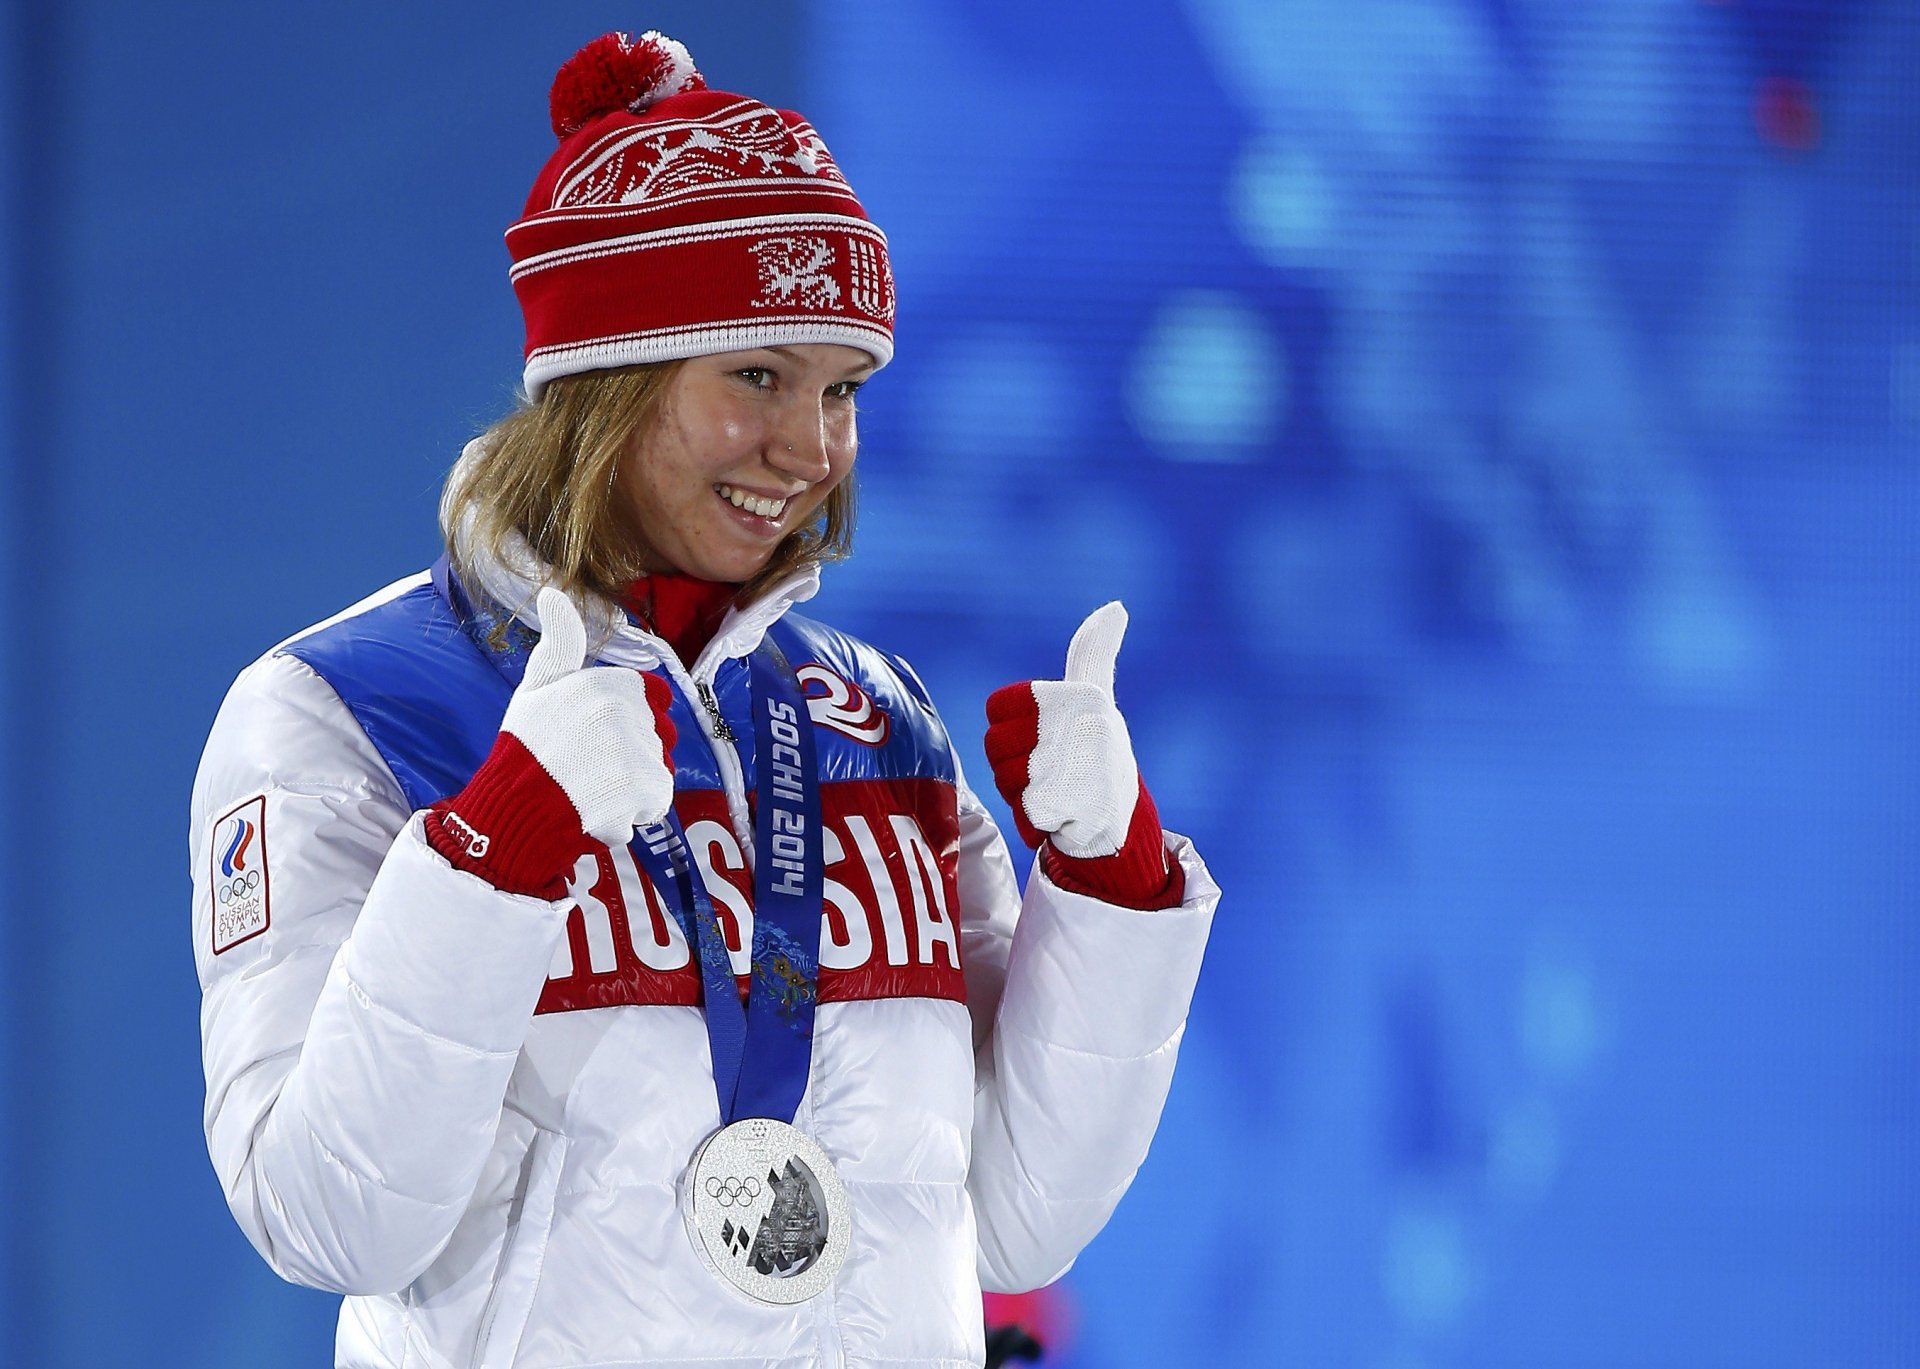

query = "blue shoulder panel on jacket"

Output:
[[278, 581, 954, 813], [280, 579, 511, 812], [767, 614, 957, 785]]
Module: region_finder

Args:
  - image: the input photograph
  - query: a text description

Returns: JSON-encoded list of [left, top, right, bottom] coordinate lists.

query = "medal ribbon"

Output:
[[434, 559, 824, 1125], [622, 636, 824, 1125]]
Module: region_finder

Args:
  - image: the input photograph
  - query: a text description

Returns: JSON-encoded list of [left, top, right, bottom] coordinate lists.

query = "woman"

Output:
[[191, 30, 1217, 1369]]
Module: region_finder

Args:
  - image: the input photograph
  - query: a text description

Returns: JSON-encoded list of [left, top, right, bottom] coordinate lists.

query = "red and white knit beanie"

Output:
[[507, 30, 895, 400]]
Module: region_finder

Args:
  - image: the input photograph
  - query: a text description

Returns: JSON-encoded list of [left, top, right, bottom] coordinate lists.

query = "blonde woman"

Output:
[[191, 30, 1217, 1369]]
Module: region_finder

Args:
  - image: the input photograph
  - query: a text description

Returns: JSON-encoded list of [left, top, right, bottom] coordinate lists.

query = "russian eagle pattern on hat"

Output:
[[509, 31, 895, 399]]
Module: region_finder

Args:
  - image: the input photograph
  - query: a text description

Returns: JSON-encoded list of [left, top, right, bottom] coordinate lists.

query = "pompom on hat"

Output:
[[508, 29, 895, 400]]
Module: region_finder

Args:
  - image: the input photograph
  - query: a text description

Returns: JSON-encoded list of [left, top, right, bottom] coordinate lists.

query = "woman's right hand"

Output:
[[426, 586, 677, 896]]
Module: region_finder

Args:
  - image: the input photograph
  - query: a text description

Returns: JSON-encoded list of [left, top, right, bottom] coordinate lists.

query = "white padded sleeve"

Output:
[[191, 651, 570, 1295], [965, 828, 1217, 1293], [955, 772, 1020, 1057]]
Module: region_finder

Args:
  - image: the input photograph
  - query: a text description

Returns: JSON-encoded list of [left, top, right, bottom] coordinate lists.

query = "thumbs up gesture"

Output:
[[985, 602, 1140, 858], [985, 603, 1182, 908], [426, 587, 678, 896], [504, 588, 679, 844]]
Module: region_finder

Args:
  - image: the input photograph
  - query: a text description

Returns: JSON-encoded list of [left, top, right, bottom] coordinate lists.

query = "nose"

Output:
[[769, 401, 832, 484]]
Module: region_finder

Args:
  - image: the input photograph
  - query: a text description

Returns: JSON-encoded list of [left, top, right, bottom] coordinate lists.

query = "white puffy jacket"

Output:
[[190, 547, 1217, 1369]]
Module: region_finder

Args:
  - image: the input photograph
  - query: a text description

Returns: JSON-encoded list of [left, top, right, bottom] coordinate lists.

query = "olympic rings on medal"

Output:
[[702, 1174, 763, 1208], [215, 869, 262, 905]]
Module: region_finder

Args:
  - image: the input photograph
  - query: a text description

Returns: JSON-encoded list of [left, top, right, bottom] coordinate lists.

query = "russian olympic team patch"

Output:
[[210, 795, 270, 954]]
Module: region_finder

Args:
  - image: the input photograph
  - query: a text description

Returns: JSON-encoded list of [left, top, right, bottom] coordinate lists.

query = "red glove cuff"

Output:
[[1040, 776, 1186, 910], [984, 680, 1046, 849], [424, 732, 589, 899]]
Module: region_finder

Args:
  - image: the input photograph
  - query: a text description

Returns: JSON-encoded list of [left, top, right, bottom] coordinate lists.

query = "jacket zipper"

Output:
[[667, 656, 754, 874], [695, 679, 736, 742]]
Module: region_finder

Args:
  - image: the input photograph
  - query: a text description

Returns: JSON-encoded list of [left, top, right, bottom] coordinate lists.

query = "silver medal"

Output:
[[683, 1118, 850, 1305]]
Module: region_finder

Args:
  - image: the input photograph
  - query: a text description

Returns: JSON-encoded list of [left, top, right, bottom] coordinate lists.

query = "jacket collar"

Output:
[[442, 437, 821, 675]]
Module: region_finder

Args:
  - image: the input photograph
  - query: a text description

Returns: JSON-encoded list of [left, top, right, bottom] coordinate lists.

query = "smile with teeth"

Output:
[[715, 483, 790, 519]]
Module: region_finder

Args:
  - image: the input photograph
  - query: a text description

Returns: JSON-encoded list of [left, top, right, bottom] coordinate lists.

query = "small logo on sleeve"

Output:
[[210, 796, 270, 954]]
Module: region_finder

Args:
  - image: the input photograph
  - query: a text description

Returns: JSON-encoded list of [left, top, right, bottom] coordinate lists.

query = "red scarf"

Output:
[[620, 573, 741, 665]]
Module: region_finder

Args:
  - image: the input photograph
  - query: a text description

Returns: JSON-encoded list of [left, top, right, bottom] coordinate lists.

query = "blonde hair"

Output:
[[443, 362, 856, 611]]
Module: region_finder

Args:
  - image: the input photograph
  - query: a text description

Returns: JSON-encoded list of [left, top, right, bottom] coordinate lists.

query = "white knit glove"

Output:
[[985, 602, 1141, 858], [507, 587, 677, 846], [428, 587, 678, 895]]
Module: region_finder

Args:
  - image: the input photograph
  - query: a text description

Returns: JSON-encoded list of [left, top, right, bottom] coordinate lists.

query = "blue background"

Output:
[[3, 1, 1916, 1365]]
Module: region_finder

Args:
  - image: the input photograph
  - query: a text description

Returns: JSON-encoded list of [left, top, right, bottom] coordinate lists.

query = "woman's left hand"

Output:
[[984, 603, 1183, 909], [984, 603, 1139, 857]]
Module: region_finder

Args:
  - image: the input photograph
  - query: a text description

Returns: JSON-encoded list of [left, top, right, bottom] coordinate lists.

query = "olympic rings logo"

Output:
[[216, 869, 263, 905], [703, 1175, 763, 1208]]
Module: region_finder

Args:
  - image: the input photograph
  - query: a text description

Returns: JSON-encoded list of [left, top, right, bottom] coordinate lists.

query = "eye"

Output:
[[734, 367, 775, 390], [826, 379, 865, 402]]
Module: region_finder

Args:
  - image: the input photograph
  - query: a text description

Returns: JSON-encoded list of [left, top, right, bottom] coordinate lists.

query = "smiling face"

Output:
[[616, 343, 872, 584]]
